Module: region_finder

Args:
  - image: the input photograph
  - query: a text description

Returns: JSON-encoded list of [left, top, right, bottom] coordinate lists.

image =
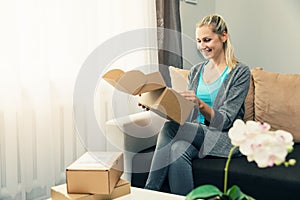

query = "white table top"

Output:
[[115, 187, 185, 200], [47, 186, 186, 200]]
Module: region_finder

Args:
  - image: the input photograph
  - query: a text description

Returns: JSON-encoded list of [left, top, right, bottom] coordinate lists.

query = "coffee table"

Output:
[[115, 187, 185, 200], [47, 186, 186, 200]]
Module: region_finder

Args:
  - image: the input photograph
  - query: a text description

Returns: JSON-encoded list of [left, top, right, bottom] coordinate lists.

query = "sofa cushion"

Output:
[[169, 66, 189, 92], [252, 68, 300, 142]]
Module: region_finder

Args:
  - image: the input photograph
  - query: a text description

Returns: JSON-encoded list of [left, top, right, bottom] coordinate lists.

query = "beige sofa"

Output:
[[105, 66, 300, 199]]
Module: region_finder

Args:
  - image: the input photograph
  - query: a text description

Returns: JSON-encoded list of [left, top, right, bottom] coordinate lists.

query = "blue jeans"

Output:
[[144, 121, 205, 195]]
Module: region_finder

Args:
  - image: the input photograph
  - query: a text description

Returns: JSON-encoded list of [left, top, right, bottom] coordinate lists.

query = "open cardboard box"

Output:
[[51, 179, 130, 200], [66, 152, 123, 195], [102, 69, 195, 124]]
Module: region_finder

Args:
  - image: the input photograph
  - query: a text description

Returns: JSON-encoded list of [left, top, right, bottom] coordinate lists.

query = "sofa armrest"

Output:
[[105, 111, 166, 181], [105, 111, 166, 152]]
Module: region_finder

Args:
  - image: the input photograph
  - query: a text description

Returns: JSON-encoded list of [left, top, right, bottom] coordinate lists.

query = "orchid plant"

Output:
[[186, 119, 296, 200]]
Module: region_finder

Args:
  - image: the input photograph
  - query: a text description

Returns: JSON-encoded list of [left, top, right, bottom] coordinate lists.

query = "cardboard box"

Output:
[[51, 179, 131, 200], [66, 152, 123, 195], [102, 69, 195, 124]]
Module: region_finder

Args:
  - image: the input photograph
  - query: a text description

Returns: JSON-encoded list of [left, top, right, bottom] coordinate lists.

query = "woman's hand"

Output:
[[179, 90, 200, 104], [180, 90, 205, 110], [180, 90, 214, 121]]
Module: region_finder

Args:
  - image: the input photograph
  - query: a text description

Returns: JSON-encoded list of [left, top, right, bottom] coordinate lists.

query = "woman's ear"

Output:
[[221, 31, 228, 43]]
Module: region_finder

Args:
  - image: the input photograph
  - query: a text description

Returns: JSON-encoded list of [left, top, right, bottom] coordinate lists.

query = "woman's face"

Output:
[[196, 25, 227, 60]]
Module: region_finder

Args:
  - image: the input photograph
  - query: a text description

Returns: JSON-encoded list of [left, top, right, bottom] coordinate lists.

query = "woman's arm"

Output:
[[209, 65, 251, 131]]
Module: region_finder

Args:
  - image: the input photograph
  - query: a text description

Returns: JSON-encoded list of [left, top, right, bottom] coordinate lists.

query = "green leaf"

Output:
[[186, 184, 223, 200], [226, 185, 256, 200]]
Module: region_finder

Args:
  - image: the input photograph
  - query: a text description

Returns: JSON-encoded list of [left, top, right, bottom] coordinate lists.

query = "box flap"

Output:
[[114, 179, 130, 188], [102, 69, 165, 95], [138, 72, 166, 94], [66, 152, 122, 171]]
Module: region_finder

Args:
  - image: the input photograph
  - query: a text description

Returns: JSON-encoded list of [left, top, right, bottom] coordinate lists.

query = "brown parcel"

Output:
[[102, 69, 195, 125], [50, 179, 130, 200], [66, 152, 123, 195]]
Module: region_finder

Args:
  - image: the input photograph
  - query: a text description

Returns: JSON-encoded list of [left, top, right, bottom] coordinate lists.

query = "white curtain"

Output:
[[0, 0, 157, 199]]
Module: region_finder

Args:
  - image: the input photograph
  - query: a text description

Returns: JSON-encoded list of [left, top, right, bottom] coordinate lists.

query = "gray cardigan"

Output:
[[188, 61, 250, 157]]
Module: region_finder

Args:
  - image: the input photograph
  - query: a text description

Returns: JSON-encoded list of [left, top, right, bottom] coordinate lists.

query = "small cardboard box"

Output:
[[66, 152, 123, 195], [102, 69, 195, 124], [51, 179, 131, 200]]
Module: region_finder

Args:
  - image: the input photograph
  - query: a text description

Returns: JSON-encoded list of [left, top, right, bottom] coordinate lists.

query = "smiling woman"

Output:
[[0, 1, 157, 199], [143, 13, 251, 196]]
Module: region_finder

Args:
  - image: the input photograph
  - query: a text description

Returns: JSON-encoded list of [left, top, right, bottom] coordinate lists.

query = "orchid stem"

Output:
[[224, 146, 238, 194]]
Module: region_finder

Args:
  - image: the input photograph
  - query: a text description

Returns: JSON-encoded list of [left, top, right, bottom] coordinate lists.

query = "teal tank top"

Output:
[[196, 66, 229, 123]]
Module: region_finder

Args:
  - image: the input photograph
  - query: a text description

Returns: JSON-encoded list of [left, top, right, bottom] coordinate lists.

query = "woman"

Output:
[[144, 14, 250, 195]]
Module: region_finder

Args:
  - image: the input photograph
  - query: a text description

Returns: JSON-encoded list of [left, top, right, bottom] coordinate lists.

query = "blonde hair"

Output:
[[197, 14, 238, 70]]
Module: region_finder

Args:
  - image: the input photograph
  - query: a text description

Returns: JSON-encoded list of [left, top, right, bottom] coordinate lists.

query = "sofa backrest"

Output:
[[244, 71, 255, 122]]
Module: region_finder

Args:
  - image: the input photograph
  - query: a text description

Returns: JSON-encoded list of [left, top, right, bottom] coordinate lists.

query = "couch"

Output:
[[127, 67, 300, 200]]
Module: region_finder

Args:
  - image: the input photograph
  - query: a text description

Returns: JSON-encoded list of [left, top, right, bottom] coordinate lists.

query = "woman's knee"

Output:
[[170, 140, 190, 158], [160, 121, 180, 138], [170, 140, 198, 164]]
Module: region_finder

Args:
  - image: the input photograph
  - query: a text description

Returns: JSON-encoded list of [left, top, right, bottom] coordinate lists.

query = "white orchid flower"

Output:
[[228, 119, 295, 168], [274, 130, 294, 147]]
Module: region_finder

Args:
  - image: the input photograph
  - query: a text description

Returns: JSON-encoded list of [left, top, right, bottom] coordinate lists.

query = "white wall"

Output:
[[180, 0, 215, 69], [180, 0, 300, 74]]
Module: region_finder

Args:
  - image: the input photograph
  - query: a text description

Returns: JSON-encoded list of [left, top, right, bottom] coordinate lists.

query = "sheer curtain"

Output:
[[0, 0, 157, 199]]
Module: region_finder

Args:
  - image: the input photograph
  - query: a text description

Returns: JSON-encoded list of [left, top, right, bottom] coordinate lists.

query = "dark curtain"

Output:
[[156, 0, 183, 87]]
